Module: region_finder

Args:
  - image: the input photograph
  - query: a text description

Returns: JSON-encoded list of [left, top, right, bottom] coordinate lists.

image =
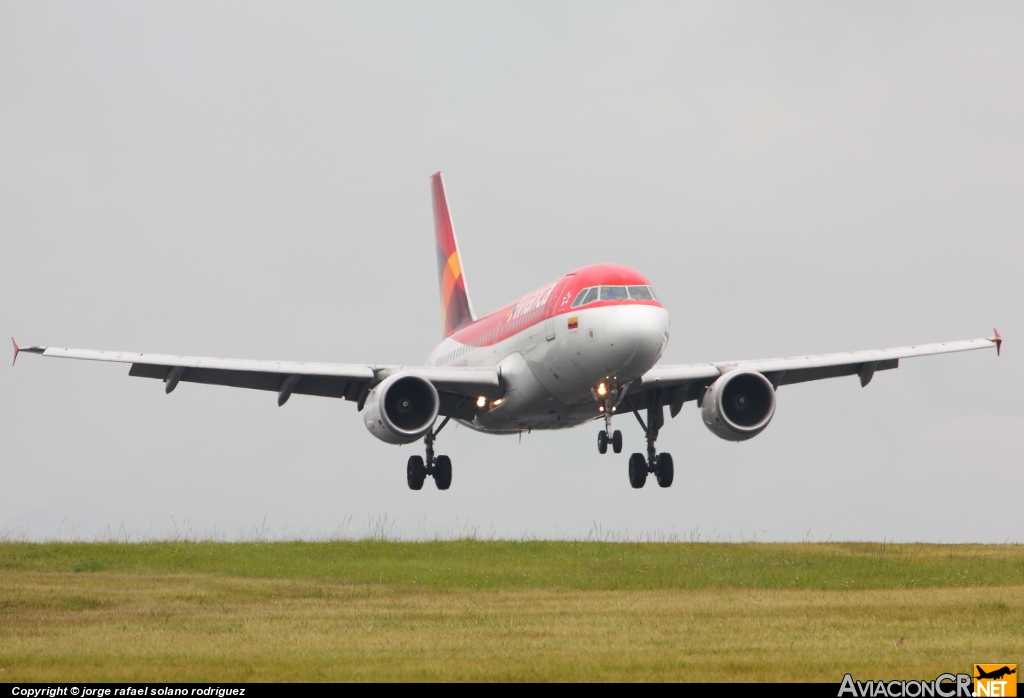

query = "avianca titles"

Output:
[[13, 172, 1002, 490]]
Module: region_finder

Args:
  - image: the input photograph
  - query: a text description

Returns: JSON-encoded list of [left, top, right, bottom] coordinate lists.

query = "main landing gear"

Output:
[[407, 416, 452, 491], [627, 394, 673, 489]]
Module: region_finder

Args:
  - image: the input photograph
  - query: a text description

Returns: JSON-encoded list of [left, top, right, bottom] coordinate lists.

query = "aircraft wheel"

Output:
[[656, 452, 674, 488], [628, 453, 647, 489], [407, 455, 426, 490], [434, 455, 452, 490], [612, 430, 623, 454], [597, 430, 608, 454]]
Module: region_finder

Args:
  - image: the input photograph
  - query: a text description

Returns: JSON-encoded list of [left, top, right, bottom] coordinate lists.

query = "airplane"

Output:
[[13, 172, 1003, 491], [975, 666, 1016, 681]]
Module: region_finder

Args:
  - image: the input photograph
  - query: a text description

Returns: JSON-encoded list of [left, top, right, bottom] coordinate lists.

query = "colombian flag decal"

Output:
[[568, 317, 579, 330]]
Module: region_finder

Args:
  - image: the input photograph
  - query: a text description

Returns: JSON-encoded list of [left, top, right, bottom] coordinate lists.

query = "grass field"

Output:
[[1, 541, 1022, 681]]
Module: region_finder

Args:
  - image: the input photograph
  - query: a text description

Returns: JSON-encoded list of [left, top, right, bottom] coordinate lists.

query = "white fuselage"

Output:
[[427, 304, 671, 432]]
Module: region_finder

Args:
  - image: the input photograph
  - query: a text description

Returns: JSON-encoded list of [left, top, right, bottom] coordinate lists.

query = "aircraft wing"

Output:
[[12, 342, 504, 419], [629, 333, 1001, 417]]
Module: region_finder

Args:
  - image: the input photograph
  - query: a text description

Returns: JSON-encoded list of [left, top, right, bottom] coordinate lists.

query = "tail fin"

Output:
[[431, 172, 476, 337]]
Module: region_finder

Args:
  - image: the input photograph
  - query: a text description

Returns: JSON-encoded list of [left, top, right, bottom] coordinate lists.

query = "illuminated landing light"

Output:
[[597, 382, 608, 396], [611, 407, 616, 412], [599, 406, 605, 412], [492, 398, 505, 406], [476, 396, 487, 408]]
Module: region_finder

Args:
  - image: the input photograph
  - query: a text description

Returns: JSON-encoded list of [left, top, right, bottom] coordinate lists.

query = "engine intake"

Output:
[[700, 370, 776, 441], [363, 373, 440, 444]]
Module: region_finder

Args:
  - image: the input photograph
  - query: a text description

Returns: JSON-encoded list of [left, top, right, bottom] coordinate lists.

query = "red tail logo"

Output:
[[431, 172, 475, 337]]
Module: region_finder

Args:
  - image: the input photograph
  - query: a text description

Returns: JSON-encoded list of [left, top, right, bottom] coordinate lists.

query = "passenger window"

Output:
[[600, 286, 628, 301], [627, 285, 654, 300]]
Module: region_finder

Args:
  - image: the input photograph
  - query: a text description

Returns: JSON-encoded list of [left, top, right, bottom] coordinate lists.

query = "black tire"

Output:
[[434, 455, 452, 490], [612, 430, 623, 454], [597, 430, 608, 454], [628, 453, 647, 489], [656, 452, 674, 488], [407, 455, 426, 490]]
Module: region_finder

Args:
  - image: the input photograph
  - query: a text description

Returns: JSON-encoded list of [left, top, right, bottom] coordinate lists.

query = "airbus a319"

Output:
[[13, 173, 1002, 490]]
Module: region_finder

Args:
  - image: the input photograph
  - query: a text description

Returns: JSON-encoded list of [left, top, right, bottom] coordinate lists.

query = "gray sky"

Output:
[[2, 1, 1021, 542]]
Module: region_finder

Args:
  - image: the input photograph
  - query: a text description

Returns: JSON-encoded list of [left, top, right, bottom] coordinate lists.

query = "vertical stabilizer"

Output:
[[431, 172, 476, 337]]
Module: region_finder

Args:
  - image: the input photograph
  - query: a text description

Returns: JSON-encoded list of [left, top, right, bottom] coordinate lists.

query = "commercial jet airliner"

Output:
[[13, 173, 1002, 490]]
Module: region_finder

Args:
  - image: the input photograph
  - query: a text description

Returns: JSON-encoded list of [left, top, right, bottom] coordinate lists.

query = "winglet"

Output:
[[12, 340, 46, 364], [990, 328, 1002, 357]]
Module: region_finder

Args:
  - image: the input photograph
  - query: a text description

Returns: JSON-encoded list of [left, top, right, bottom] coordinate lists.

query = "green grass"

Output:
[[1, 542, 1022, 681], [3, 540, 1023, 590]]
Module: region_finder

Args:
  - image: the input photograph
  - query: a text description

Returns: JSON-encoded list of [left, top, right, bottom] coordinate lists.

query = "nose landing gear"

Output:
[[597, 427, 623, 454], [407, 416, 453, 490], [628, 394, 673, 489], [596, 386, 623, 454]]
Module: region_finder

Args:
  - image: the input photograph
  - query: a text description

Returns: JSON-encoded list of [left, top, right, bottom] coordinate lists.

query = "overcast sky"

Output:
[[2, 1, 1021, 542]]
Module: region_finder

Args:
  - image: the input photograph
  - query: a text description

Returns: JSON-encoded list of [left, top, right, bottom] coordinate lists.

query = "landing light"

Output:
[[597, 383, 607, 396], [476, 396, 487, 408], [599, 406, 604, 412], [492, 398, 505, 406]]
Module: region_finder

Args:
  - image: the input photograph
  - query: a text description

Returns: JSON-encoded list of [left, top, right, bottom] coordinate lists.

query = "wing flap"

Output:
[[770, 358, 899, 386], [128, 363, 357, 399], [127, 363, 171, 380]]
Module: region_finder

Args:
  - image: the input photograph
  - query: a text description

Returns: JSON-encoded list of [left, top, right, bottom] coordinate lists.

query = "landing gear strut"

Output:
[[597, 395, 623, 455], [407, 416, 453, 490], [628, 394, 673, 489]]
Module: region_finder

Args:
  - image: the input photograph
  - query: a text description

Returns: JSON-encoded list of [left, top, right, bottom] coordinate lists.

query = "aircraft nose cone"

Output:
[[605, 305, 669, 377]]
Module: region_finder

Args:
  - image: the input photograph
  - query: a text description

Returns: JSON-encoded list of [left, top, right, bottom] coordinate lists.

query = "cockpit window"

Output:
[[600, 286, 628, 301], [571, 286, 599, 308], [571, 284, 656, 307]]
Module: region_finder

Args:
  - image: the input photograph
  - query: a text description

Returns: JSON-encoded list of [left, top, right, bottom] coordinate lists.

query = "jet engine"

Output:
[[700, 370, 776, 442], [362, 373, 440, 444]]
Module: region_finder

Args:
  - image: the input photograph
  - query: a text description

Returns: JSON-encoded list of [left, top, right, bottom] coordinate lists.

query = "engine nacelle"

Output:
[[362, 373, 440, 444], [700, 370, 776, 442]]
